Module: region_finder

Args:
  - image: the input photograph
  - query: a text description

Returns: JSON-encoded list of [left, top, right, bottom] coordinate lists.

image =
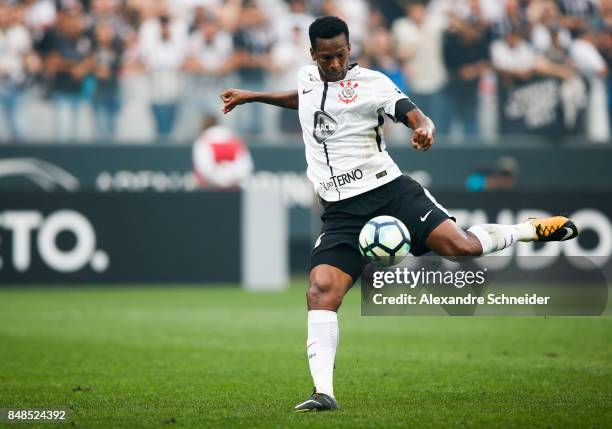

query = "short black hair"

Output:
[[308, 16, 349, 49]]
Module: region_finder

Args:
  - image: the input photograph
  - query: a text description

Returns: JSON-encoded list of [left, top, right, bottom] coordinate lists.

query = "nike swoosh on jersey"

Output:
[[302, 89, 313, 94], [420, 210, 433, 222]]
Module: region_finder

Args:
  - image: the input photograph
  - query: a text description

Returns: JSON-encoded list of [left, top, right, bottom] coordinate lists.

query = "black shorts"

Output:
[[310, 175, 454, 282]]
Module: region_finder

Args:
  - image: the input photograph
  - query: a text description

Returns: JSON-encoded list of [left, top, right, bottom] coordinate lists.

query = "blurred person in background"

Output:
[[115, 2, 142, 78], [528, 2, 590, 133], [275, 0, 313, 40], [43, 5, 92, 143], [182, 6, 234, 137], [491, 22, 573, 88], [557, 0, 601, 37], [89, 19, 123, 142], [210, 0, 246, 33], [231, 0, 276, 135], [139, 8, 189, 142], [374, 0, 405, 25], [364, 4, 392, 30], [544, 24, 588, 132], [270, 0, 313, 88], [569, 27, 610, 141], [559, 0, 607, 139], [603, 0, 612, 29], [465, 156, 519, 191], [530, 0, 572, 53], [192, 114, 253, 189], [22, 0, 57, 47], [491, 18, 592, 137], [570, 28, 609, 79], [443, 1, 490, 138], [90, 0, 135, 41], [320, 0, 368, 59], [539, 24, 572, 64], [361, 25, 410, 142], [0, 2, 39, 141], [392, 0, 450, 134], [494, 0, 529, 38], [478, 0, 508, 25], [429, 0, 505, 26], [169, 0, 223, 22], [270, 17, 312, 133], [362, 26, 409, 95]]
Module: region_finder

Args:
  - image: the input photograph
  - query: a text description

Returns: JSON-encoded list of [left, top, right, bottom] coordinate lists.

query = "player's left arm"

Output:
[[392, 97, 435, 151], [374, 72, 435, 152], [403, 106, 435, 152]]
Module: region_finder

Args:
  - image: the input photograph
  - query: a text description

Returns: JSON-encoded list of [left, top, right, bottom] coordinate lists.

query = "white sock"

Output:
[[307, 310, 338, 398], [468, 222, 535, 256]]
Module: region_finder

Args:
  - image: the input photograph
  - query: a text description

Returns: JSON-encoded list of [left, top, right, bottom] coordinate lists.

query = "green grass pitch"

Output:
[[0, 282, 610, 428]]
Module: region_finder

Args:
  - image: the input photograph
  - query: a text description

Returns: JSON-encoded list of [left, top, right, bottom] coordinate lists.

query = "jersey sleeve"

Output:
[[296, 66, 307, 91], [372, 71, 410, 121]]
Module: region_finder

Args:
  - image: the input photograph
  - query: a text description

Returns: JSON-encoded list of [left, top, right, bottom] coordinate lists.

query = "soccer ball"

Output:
[[359, 215, 411, 266]]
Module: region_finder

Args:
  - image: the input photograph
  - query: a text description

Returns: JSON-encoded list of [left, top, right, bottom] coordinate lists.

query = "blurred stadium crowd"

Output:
[[0, 0, 610, 144]]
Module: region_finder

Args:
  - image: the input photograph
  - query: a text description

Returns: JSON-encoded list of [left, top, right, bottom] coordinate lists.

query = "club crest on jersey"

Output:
[[313, 111, 338, 143], [338, 80, 358, 104]]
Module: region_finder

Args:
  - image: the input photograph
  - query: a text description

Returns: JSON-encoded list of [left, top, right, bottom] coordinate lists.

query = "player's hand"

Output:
[[412, 126, 435, 151], [220, 88, 251, 114]]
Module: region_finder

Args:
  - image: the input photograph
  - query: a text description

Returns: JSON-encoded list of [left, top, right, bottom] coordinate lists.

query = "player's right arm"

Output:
[[220, 89, 299, 114]]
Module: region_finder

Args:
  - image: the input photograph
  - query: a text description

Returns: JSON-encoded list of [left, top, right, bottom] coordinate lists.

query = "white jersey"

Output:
[[297, 64, 408, 201]]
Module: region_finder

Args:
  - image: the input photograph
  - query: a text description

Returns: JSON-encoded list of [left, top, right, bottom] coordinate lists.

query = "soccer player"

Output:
[[220, 16, 578, 412]]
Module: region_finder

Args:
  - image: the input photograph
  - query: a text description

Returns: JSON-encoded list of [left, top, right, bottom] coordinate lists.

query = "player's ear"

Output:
[[310, 46, 316, 61]]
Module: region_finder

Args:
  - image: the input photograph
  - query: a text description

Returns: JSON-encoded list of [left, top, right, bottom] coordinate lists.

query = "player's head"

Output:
[[309, 16, 351, 82]]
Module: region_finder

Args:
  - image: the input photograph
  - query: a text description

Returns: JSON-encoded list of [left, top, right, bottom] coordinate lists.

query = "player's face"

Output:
[[310, 34, 351, 82]]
